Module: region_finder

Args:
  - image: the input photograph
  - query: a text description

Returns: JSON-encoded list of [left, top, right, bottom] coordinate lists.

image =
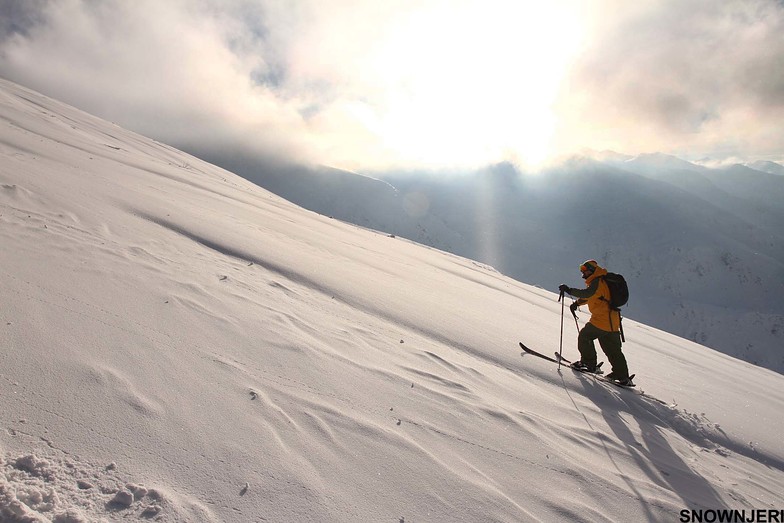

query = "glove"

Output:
[[558, 284, 570, 294], [570, 302, 579, 313]]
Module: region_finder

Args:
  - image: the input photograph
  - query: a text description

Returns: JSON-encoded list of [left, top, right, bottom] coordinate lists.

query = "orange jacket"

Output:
[[572, 266, 621, 332]]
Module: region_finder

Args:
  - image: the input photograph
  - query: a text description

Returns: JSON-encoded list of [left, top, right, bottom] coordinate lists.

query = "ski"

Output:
[[517, 342, 635, 389], [518, 342, 560, 364], [518, 342, 662, 402], [554, 352, 636, 388], [519, 342, 604, 372]]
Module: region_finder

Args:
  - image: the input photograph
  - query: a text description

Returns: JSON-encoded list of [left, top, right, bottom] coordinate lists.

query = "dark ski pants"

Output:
[[578, 322, 628, 378]]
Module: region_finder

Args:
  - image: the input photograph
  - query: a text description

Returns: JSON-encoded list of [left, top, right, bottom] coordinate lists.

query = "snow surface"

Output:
[[1, 77, 783, 522]]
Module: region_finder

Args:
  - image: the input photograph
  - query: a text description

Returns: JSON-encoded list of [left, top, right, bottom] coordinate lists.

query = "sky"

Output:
[[1, 0, 783, 171]]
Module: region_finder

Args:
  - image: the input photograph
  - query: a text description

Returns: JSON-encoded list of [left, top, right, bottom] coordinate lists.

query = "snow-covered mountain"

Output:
[[747, 160, 784, 176], [207, 150, 784, 375], [2, 77, 784, 522]]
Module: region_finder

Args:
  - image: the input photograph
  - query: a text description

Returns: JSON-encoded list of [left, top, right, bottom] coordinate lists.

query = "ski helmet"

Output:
[[580, 260, 598, 278]]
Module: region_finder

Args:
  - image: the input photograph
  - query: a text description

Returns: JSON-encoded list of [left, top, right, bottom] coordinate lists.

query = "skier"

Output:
[[558, 260, 631, 385]]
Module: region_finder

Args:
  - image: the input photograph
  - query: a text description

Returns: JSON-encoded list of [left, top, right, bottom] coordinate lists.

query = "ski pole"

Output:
[[558, 290, 565, 370]]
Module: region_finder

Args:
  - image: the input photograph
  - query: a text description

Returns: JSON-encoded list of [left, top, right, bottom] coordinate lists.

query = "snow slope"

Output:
[[1, 77, 783, 522]]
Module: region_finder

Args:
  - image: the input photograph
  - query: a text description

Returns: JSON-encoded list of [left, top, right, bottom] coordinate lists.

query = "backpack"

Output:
[[602, 272, 629, 310]]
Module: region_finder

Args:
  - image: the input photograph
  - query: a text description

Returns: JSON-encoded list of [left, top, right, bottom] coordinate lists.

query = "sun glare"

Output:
[[366, 1, 584, 170]]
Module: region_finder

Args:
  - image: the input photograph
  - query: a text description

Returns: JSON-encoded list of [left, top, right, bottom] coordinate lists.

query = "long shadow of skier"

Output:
[[556, 371, 666, 521], [570, 372, 729, 513]]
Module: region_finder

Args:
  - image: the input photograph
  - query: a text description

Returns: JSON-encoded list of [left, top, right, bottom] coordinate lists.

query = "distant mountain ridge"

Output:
[[204, 150, 784, 374], [747, 160, 784, 175]]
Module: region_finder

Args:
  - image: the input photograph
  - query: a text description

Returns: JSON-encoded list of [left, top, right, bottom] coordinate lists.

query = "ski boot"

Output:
[[571, 361, 599, 373]]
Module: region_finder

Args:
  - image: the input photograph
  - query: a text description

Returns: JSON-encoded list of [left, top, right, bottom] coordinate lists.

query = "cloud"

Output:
[[0, 0, 322, 164], [0, 0, 587, 170], [555, 0, 784, 160], [0, 0, 48, 42], [1, 0, 782, 170]]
